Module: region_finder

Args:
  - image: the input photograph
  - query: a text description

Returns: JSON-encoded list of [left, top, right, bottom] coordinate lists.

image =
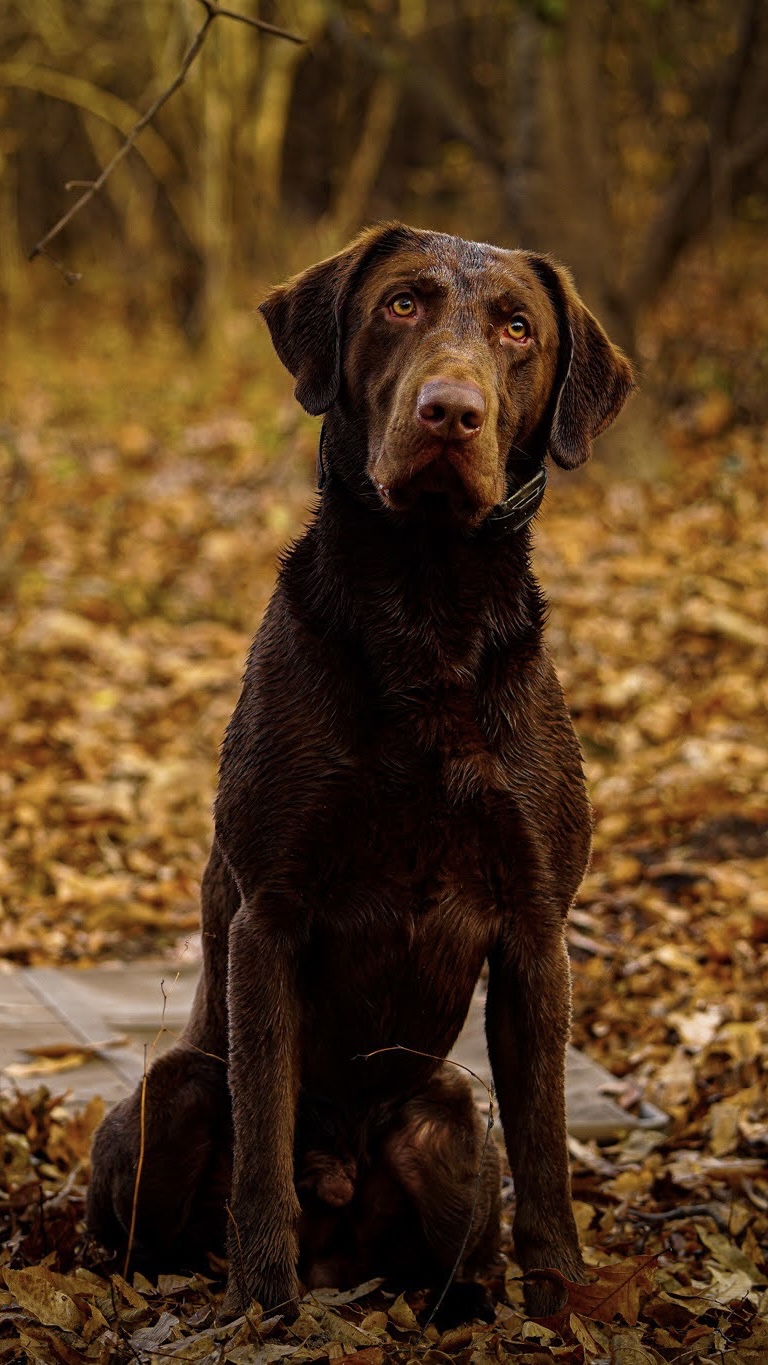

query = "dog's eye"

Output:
[[504, 317, 529, 342], [390, 294, 416, 318]]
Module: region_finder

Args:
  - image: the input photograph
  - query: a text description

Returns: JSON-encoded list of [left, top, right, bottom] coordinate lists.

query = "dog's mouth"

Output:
[[374, 452, 487, 526]]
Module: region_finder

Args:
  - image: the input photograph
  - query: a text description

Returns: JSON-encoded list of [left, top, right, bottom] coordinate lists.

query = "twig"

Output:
[[44, 1160, 84, 1210], [158, 1025, 228, 1067], [123, 1043, 150, 1280], [357, 1043, 493, 1103], [200, 1, 304, 42], [225, 1201, 248, 1312], [121, 970, 224, 1279], [628, 1201, 729, 1230], [29, 2, 304, 276], [160, 974, 178, 1029], [357, 1044, 496, 1340]]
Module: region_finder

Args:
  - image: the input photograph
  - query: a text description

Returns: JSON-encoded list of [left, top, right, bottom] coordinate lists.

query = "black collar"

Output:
[[490, 465, 547, 531]]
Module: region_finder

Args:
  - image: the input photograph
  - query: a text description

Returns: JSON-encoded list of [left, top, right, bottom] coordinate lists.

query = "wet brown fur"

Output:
[[87, 224, 634, 1319]]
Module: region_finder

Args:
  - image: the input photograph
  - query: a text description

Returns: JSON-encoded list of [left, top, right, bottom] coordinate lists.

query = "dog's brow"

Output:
[[367, 276, 450, 314], [412, 266, 452, 286], [381, 269, 450, 295], [490, 279, 540, 310]]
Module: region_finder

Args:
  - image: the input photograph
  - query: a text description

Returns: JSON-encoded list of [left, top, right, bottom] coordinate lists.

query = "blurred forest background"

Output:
[[1, 0, 768, 362], [0, 0, 766, 1030], [1, 3, 768, 1357]]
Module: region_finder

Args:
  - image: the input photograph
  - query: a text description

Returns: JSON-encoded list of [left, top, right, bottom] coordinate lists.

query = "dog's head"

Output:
[[260, 223, 634, 526]]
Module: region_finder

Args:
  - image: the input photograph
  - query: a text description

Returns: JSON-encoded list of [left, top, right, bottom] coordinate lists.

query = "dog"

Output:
[[87, 223, 634, 1320]]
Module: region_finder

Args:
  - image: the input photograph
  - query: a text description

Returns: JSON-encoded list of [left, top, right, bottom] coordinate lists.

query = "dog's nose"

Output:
[[417, 379, 486, 441]]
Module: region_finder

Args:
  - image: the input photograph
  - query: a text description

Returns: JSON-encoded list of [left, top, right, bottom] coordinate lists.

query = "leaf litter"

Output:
[[1, 314, 767, 1359]]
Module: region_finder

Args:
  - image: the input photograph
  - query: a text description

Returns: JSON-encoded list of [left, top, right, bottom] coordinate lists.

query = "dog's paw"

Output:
[[219, 1264, 300, 1321], [514, 1212, 585, 1320], [521, 1268, 570, 1319], [520, 1253, 587, 1319]]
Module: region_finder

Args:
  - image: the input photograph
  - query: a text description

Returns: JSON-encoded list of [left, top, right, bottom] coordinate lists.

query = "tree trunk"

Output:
[[0, 132, 23, 318], [532, 0, 636, 355], [627, 0, 764, 315], [327, 71, 400, 243], [247, 0, 327, 254]]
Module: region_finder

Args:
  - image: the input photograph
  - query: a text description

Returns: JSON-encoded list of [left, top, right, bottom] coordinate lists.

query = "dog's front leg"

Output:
[[222, 902, 301, 1316], [486, 918, 584, 1317]]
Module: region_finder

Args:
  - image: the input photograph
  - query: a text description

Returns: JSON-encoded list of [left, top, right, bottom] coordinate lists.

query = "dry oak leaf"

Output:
[[2, 1265, 83, 1332], [524, 1253, 659, 1327]]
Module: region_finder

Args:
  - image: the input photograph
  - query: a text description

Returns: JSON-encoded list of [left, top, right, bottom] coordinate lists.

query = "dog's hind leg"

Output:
[[366, 1065, 501, 1321], [87, 839, 238, 1268], [87, 1045, 231, 1270]]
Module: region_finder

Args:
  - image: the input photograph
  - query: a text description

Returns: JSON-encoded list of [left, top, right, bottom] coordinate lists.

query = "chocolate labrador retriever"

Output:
[[88, 223, 634, 1319]]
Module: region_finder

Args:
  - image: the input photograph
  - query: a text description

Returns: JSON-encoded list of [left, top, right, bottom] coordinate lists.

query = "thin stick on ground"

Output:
[[121, 971, 182, 1279], [123, 1043, 149, 1281], [28, 1, 304, 278]]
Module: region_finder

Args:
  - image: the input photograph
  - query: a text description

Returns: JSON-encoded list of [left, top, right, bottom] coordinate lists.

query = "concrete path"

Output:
[[0, 958, 666, 1140]]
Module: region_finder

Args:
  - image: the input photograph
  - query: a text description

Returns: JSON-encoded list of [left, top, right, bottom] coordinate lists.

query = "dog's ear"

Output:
[[259, 223, 414, 416], [525, 254, 635, 469]]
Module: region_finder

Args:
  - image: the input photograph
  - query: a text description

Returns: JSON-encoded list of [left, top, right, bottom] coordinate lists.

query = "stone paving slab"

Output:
[[0, 960, 666, 1138]]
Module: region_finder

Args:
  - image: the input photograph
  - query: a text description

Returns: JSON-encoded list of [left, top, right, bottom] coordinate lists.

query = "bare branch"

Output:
[[29, 4, 304, 274], [35, 244, 82, 285], [198, 1, 304, 43]]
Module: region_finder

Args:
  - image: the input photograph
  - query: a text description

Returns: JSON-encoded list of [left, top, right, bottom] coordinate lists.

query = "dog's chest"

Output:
[[373, 681, 511, 805], [316, 683, 519, 917]]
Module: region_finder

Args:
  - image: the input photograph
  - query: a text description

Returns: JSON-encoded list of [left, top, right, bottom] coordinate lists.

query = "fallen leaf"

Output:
[[312, 1309, 379, 1348], [610, 1327, 662, 1364], [308, 1278, 384, 1306], [525, 1254, 659, 1327], [569, 1312, 603, 1356], [3, 1266, 83, 1332], [521, 1318, 558, 1342], [22, 1038, 127, 1059], [695, 1225, 765, 1285], [387, 1293, 420, 1331], [130, 1310, 180, 1351], [5, 1052, 95, 1078], [667, 1005, 723, 1049], [110, 1272, 146, 1308]]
